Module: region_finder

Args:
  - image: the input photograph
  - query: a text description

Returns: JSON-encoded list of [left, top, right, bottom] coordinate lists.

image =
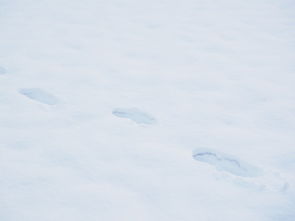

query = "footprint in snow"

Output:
[[0, 66, 7, 75], [193, 148, 288, 192], [19, 88, 59, 105], [193, 148, 262, 177], [112, 108, 156, 125]]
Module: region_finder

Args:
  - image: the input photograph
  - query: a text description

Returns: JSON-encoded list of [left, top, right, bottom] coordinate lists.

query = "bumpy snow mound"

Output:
[[19, 88, 59, 105], [193, 148, 262, 177], [112, 108, 156, 124]]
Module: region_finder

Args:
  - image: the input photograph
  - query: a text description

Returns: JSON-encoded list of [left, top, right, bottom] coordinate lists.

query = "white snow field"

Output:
[[0, 0, 295, 220]]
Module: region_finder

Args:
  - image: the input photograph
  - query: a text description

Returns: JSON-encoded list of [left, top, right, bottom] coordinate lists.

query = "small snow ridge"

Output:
[[112, 108, 156, 124], [0, 66, 7, 75], [193, 148, 262, 177], [19, 88, 59, 105]]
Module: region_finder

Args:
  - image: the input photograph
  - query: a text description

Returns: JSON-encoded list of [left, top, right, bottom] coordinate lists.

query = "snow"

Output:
[[112, 108, 156, 124], [19, 88, 59, 105], [192, 148, 262, 177], [1, 0, 295, 220], [0, 66, 7, 75]]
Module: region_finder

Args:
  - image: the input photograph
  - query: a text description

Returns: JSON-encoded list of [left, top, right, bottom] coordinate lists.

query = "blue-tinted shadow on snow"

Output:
[[193, 148, 262, 177], [112, 108, 156, 125], [19, 88, 59, 105], [0, 66, 7, 75]]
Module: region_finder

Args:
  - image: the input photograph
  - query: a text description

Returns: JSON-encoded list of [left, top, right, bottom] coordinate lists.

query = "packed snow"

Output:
[[0, 0, 295, 220]]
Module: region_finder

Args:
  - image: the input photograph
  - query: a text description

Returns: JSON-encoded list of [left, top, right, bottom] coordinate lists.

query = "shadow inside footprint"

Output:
[[19, 88, 59, 105], [193, 148, 262, 177], [112, 108, 156, 124], [0, 66, 7, 75]]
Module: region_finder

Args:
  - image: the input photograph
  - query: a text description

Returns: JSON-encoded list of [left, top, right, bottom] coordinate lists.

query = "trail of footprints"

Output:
[[1, 65, 290, 193]]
